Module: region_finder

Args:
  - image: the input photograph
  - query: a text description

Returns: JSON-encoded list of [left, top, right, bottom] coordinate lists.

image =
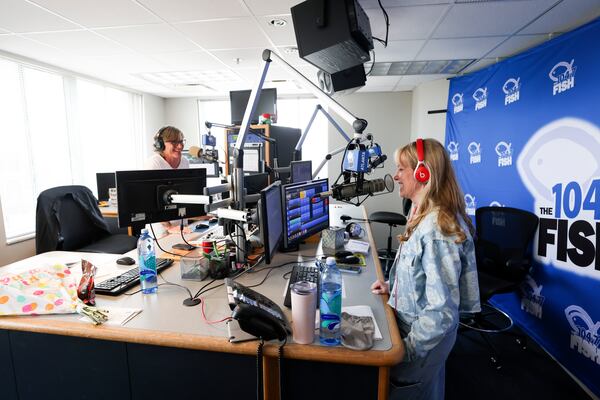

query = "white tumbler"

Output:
[[291, 281, 318, 344]]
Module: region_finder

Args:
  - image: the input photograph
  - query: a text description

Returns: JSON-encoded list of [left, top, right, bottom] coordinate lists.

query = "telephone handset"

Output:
[[225, 279, 291, 341]]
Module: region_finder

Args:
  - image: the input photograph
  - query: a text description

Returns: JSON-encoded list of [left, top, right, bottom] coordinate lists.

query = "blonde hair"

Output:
[[154, 126, 184, 152], [398, 138, 474, 243]]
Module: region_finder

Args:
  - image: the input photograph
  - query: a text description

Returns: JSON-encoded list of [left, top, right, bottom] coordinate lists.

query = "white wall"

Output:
[[327, 92, 413, 251], [164, 98, 201, 148], [410, 78, 450, 143], [0, 202, 35, 267], [143, 94, 166, 159]]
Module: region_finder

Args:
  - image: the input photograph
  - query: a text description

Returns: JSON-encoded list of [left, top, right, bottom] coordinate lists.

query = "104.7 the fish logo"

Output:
[[517, 118, 600, 277]]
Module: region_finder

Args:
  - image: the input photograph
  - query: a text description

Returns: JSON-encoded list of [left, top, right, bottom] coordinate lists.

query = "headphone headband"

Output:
[[414, 138, 430, 183]]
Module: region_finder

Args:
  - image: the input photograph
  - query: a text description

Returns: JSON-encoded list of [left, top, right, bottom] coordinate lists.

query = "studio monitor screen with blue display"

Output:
[[281, 179, 329, 250]]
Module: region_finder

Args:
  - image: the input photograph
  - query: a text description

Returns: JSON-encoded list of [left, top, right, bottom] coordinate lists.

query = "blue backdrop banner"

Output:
[[446, 17, 600, 396]]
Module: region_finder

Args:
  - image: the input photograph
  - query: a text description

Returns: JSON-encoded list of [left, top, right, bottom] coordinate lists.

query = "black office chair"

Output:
[[368, 198, 411, 278], [35, 185, 138, 254], [460, 206, 539, 369]]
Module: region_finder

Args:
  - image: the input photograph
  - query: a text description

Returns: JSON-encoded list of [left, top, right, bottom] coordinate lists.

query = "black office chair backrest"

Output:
[[475, 206, 539, 282], [36, 185, 111, 254]]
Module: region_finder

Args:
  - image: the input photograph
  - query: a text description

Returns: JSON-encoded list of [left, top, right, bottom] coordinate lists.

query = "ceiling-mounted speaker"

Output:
[[291, 0, 373, 74], [317, 64, 366, 95]]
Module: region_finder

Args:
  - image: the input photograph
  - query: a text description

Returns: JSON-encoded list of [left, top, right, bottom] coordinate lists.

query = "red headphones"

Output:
[[414, 138, 430, 183]]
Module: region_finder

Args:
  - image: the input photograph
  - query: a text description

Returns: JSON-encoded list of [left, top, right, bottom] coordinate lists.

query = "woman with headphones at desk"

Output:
[[145, 126, 191, 234], [370, 138, 481, 400], [145, 125, 190, 170]]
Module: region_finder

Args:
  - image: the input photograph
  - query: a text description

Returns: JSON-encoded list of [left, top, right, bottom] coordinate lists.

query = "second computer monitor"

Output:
[[281, 179, 329, 250], [290, 160, 312, 183], [116, 168, 207, 228], [96, 172, 116, 201], [259, 181, 283, 264]]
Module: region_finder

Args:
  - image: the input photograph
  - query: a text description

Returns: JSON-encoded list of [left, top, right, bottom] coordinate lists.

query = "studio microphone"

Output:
[[320, 174, 395, 201], [188, 146, 217, 162]]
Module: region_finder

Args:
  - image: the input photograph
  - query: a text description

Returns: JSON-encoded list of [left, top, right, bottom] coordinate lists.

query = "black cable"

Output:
[[158, 271, 194, 299], [149, 223, 182, 257], [278, 337, 287, 400], [256, 339, 264, 400], [377, 0, 390, 47], [366, 49, 376, 76], [192, 278, 218, 299]]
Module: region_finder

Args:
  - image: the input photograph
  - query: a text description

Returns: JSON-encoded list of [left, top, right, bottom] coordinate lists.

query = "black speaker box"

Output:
[[291, 0, 373, 74]]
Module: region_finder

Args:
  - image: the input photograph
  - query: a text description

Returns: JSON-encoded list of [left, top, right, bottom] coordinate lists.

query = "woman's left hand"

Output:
[[371, 280, 389, 295]]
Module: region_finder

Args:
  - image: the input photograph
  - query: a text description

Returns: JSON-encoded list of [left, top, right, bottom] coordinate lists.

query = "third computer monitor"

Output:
[[290, 160, 312, 183], [281, 179, 329, 250], [259, 181, 283, 264]]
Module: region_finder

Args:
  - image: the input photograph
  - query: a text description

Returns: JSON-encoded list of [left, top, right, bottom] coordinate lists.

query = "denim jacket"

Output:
[[388, 210, 481, 362]]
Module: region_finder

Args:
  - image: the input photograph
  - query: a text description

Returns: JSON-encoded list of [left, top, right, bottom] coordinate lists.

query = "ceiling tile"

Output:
[[175, 18, 270, 50], [75, 53, 168, 74], [360, 0, 450, 10], [245, 0, 301, 16], [0, 34, 66, 63], [365, 75, 402, 86], [137, 0, 249, 22], [417, 36, 506, 60], [373, 40, 425, 62], [398, 74, 451, 85], [432, 1, 557, 38], [0, 0, 78, 33], [210, 48, 265, 69], [521, 0, 600, 35], [366, 4, 449, 41], [23, 30, 131, 56], [95, 24, 198, 54], [259, 15, 297, 46], [487, 34, 550, 58], [149, 50, 225, 71], [393, 84, 416, 92], [32, 0, 161, 28]]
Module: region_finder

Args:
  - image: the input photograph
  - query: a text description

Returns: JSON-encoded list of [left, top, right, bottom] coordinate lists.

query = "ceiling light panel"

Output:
[[370, 59, 474, 76]]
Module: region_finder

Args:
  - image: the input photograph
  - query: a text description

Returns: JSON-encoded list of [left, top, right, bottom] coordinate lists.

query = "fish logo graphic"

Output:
[[473, 87, 488, 110], [473, 87, 488, 102], [503, 78, 520, 94], [495, 141, 512, 157], [517, 118, 600, 203], [564, 305, 600, 363], [467, 142, 481, 164], [520, 275, 545, 318], [549, 59, 576, 82], [465, 194, 476, 215], [452, 93, 464, 113], [447, 141, 459, 161]]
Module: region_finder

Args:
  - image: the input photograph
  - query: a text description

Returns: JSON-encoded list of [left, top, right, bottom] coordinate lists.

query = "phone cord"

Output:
[[256, 339, 264, 400]]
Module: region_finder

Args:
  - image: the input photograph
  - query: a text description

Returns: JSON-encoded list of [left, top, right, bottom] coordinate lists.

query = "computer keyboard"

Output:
[[95, 258, 174, 296], [283, 264, 320, 308]]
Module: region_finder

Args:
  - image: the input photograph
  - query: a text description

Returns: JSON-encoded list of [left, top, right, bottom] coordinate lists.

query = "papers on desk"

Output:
[[342, 305, 382, 340], [344, 239, 370, 255], [79, 307, 142, 326]]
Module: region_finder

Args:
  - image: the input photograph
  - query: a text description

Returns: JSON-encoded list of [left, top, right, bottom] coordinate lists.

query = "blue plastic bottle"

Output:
[[319, 256, 342, 345], [137, 229, 158, 294]]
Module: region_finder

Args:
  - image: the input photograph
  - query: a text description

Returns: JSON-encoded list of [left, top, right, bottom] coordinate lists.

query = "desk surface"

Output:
[[0, 204, 403, 367]]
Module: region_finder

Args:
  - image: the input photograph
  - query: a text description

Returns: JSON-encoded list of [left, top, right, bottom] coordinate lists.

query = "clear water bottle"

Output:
[[319, 256, 342, 345], [137, 229, 158, 294]]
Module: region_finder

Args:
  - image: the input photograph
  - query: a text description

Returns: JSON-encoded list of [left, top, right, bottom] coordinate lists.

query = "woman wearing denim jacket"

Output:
[[371, 138, 481, 400]]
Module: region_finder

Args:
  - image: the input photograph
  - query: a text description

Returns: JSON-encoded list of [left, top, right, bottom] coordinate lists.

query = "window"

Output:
[[0, 58, 142, 243], [197, 97, 328, 178]]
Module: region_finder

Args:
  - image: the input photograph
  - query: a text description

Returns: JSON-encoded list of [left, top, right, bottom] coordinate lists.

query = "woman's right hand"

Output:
[[371, 280, 389, 295]]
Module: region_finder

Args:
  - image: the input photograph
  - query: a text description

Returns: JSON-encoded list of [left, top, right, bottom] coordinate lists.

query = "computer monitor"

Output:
[[258, 181, 283, 264], [281, 179, 329, 250], [115, 168, 207, 228], [290, 160, 312, 183], [96, 172, 116, 201], [230, 88, 278, 125]]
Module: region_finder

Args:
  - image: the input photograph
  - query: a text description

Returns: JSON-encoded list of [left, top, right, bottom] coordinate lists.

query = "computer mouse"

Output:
[[116, 256, 136, 266], [209, 218, 218, 224], [342, 256, 361, 264], [335, 250, 353, 259], [196, 223, 209, 230]]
